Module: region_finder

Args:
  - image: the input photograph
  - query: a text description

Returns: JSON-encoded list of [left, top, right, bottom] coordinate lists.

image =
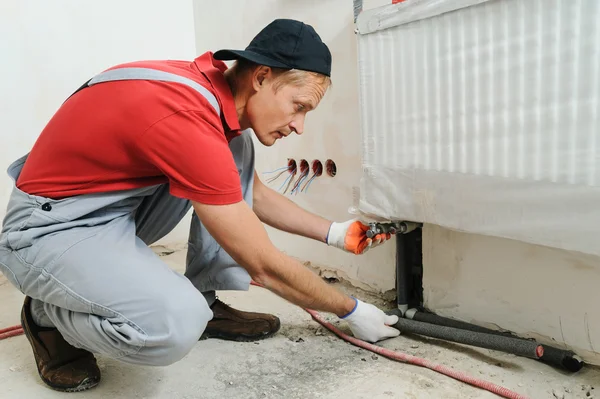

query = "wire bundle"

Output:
[[290, 160, 310, 194], [300, 160, 323, 193], [263, 159, 326, 194]]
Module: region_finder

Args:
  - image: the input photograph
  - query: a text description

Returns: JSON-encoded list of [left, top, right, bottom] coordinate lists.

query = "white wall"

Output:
[[191, 0, 600, 365], [0, 0, 197, 220], [190, 0, 397, 293], [5, 0, 594, 366], [423, 224, 600, 366], [0, 0, 395, 293]]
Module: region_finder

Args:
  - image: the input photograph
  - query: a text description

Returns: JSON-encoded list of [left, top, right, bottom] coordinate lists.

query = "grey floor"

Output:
[[0, 248, 598, 399]]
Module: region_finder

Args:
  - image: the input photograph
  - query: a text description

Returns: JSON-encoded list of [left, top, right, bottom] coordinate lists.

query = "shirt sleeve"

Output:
[[136, 109, 243, 205]]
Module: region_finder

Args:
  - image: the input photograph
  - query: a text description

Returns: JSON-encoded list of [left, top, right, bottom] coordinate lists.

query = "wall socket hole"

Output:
[[287, 158, 297, 173], [312, 160, 323, 176], [299, 159, 309, 173], [326, 159, 336, 177]]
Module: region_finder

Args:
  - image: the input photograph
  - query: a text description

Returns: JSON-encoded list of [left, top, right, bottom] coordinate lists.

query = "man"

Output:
[[0, 19, 399, 392]]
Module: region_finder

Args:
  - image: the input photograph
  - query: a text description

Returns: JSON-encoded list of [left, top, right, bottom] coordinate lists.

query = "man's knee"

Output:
[[135, 286, 213, 366]]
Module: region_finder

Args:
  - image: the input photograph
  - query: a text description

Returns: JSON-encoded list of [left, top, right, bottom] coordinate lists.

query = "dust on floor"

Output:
[[0, 248, 598, 399]]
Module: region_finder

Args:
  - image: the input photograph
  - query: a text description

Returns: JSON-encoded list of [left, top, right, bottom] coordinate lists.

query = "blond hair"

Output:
[[229, 59, 331, 93]]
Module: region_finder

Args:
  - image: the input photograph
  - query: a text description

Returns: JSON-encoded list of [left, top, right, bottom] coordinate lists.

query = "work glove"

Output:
[[326, 219, 392, 255], [341, 298, 400, 343]]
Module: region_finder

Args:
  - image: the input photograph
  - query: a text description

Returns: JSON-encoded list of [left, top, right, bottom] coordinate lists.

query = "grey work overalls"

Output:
[[0, 67, 255, 366]]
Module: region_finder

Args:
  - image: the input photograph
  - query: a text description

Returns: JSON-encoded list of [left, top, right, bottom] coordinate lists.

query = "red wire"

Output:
[[0, 284, 531, 398], [0, 325, 23, 340], [249, 281, 529, 399]]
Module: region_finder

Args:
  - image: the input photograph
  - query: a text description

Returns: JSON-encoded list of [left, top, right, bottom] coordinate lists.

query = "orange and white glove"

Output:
[[326, 219, 392, 255]]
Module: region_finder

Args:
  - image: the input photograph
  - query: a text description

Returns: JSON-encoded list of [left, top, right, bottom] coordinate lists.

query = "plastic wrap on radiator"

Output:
[[355, 0, 600, 256]]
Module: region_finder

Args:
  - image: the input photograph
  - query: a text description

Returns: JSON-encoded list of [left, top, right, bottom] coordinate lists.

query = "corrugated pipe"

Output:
[[405, 309, 584, 372], [394, 225, 584, 372], [389, 311, 544, 359]]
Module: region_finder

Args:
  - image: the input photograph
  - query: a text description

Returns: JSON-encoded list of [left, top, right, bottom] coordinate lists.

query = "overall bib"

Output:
[[0, 67, 255, 366]]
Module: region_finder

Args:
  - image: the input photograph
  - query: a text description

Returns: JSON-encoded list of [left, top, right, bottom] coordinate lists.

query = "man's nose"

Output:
[[289, 115, 305, 135]]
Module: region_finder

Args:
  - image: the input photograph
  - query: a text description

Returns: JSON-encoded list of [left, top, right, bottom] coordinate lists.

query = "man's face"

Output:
[[245, 68, 328, 146]]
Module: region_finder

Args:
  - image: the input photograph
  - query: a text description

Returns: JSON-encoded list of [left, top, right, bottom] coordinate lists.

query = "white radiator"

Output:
[[355, 0, 600, 256]]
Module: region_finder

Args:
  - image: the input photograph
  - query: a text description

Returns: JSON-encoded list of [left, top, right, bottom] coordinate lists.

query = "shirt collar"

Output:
[[192, 52, 241, 135]]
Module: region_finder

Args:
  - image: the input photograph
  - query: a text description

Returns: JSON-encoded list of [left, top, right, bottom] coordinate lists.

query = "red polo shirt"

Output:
[[16, 52, 244, 205]]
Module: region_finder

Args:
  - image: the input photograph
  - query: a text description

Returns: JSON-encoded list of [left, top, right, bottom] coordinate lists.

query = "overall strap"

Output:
[[70, 67, 221, 115]]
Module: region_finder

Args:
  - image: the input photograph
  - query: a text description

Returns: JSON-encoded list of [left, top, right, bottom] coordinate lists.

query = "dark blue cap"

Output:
[[214, 19, 332, 77]]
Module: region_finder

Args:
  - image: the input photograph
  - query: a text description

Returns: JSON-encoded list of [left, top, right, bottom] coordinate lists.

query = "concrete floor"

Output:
[[0, 248, 598, 399]]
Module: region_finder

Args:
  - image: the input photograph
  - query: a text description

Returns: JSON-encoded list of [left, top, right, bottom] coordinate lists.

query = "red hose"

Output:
[[250, 281, 529, 399], [1, 284, 529, 398], [0, 325, 23, 340], [305, 308, 529, 399]]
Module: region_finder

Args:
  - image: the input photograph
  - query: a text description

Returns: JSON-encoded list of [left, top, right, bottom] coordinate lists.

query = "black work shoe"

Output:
[[200, 299, 280, 342], [21, 296, 101, 392]]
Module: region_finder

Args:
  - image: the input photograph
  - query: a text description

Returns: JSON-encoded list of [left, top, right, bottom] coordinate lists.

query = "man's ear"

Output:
[[252, 66, 271, 91]]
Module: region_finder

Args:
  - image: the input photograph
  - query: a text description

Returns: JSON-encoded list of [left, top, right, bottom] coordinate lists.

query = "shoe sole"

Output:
[[199, 318, 281, 342], [21, 299, 100, 393], [199, 328, 279, 342], [42, 375, 100, 393]]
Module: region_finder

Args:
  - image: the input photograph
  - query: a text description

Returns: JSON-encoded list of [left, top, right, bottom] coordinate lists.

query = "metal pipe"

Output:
[[396, 233, 409, 315], [389, 312, 544, 360], [405, 309, 584, 372]]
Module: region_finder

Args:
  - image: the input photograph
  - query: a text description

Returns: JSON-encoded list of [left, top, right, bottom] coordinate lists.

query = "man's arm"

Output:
[[252, 170, 392, 254], [192, 198, 400, 343], [252, 170, 331, 243], [192, 199, 354, 316]]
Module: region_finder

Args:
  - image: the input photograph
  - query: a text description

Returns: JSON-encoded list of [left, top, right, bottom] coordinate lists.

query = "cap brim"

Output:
[[213, 49, 292, 69]]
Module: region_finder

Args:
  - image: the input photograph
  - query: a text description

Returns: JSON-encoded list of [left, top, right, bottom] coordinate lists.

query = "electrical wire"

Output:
[[0, 325, 23, 340], [266, 169, 289, 184], [303, 178, 316, 193], [262, 166, 291, 174], [283, 172, 297, 194], [278, 169, 296, 192], [290, 168, 309, 194], [304, 309, 530, 399], [291, 173, 308, 195], [249, 281, 530, 399], [301, 173, 318, 192], [301, 161, 323, 193], [0, 283, 531, 399]]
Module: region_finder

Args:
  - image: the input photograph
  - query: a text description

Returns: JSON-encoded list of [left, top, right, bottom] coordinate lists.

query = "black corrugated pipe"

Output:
[[388, 310, 544, 359], [405, 309, 584, 372], [393, 223, 584, 372]]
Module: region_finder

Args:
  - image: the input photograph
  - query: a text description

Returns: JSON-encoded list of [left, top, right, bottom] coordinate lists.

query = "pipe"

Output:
[[389, 312, 544, 360], [405, 309, 584, 372], [305, 307, 530, 399], [396, 226, 583, 371], [537, 345, 584, 373], [395, 233, 409, 315], [0, 325, 23, 340], [406, 309, 510, 335]]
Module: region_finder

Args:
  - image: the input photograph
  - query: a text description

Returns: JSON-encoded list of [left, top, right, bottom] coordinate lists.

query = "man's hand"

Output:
[[327, 219, 392, 255], [192, 200, 398, 343], [341, 298, 400, 342]]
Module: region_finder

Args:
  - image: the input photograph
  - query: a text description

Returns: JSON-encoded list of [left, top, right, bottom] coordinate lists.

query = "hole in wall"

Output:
[[312, 160, 323, 176], [325, 159, 337, 177], [299, 159, 309, 174], [287, 158, 297, 173]]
